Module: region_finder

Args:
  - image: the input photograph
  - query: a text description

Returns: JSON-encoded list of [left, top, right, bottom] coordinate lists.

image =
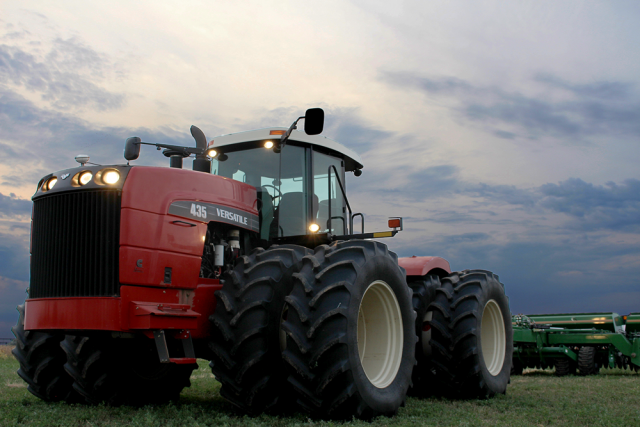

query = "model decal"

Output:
[[169, 200, 259, 232]]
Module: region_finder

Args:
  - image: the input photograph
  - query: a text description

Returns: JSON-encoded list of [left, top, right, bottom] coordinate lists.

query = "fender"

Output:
[[398, 255, 451, 277]]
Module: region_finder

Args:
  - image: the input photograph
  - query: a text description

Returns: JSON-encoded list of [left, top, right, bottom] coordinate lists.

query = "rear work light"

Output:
[[388, 218, 403, 230]]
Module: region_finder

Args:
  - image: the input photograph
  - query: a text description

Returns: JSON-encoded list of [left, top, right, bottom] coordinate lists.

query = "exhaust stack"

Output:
[[190, 125, 211, 173]]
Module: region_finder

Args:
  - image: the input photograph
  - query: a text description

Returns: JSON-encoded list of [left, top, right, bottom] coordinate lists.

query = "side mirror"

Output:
[[124, 137, 141, 161], [304, 108, 324, 135]]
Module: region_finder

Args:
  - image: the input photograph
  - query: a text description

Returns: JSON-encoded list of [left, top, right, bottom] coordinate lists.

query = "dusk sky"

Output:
[[1, 1, 639, 338]]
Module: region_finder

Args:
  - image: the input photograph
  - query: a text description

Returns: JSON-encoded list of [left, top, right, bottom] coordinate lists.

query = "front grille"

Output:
[[30, 190, 121, 298]]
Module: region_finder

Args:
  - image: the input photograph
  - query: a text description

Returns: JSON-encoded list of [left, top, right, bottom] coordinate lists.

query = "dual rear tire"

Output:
[[211, 243, 513, 418], [428, 270, 512, 398], [282, 240, 416, 420], [408, 276, 441, 396]]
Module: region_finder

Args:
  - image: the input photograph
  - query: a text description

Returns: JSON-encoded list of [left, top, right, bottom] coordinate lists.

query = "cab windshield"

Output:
[[212, 143, 346, 239]]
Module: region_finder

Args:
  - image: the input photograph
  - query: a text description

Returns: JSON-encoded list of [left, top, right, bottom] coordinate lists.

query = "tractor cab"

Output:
[[209, 127, 364, 245], [121, 108, 401, 249]]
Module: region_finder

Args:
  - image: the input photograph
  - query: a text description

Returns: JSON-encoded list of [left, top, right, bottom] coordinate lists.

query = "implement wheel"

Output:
[[554, 358, 575, 376], [577, 346, 599, 375], [208, 245, 311, 414], [429, 270, 513, 398], [11, 305, 77, 402], [511, 358, 524, 376], [408, 276, 440, 396], [282, 240, 415, 420], [62, 335, 195, 405]]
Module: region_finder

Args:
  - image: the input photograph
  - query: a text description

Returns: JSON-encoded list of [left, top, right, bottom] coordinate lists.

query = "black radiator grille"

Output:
[[30, 190, 121, 298]]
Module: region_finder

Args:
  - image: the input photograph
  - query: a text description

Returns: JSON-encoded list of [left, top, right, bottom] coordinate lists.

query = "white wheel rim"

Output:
[[481, 299, 506, 376], [357, 280, 403, 388]]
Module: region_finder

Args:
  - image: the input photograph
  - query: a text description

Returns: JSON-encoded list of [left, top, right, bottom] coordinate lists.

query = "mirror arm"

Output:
[[280, 116, 305, 147]]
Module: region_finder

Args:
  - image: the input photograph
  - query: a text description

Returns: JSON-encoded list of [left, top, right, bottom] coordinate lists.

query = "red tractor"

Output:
[[13, 109, 512, 419]]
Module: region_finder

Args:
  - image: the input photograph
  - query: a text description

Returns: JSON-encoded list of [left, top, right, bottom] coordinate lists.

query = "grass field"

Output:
[[1, 345, 638, 427]]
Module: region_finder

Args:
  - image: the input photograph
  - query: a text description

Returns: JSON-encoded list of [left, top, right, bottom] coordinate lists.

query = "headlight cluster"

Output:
[[79, 171, 93, 185], [102, 170, 120, 184], [43, 177, 58, 191], [40, 169, 121, 192]]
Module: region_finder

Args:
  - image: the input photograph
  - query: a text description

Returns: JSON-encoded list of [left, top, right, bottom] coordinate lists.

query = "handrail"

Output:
[[328, 165, 353, 235], [352, 213, 364, 234]]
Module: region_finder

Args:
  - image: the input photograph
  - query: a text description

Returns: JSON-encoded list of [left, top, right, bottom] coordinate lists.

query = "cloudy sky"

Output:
[[1, 1, 639, 338]]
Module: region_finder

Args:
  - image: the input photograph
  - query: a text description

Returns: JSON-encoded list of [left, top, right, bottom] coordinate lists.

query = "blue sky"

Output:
[[1, 1, 640, 338]]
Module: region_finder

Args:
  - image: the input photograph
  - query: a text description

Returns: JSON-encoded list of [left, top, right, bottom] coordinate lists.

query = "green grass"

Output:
[[1, 346, 639, 426]]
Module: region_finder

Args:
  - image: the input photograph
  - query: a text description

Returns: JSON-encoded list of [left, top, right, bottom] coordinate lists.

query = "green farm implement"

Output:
[[512, 312, 640, 376]]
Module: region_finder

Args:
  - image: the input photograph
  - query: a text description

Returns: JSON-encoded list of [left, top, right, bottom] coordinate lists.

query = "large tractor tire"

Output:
[[282, 240, 416, 420], [577, 346, 599, 376], [62, 335, 195, 405], [11, 305, 77, 402], [407, 276, 440, 396], [429, 270, 512, 399], [208, 244, 311, 414]]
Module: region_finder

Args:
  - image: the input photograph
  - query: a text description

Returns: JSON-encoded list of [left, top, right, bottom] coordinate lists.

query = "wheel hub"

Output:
[[357, 280, 403, 388], [481, 299, 506, 376]]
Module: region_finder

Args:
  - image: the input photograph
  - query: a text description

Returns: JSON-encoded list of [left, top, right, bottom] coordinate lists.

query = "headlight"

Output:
[[102, 170, 120, 185], [79, 171, 93, 186], [44, 177, 57, 191]]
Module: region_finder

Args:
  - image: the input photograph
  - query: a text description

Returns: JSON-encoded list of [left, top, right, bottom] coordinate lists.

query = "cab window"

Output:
[[212, 144, 309, 238], [313, 150, 345, 234]]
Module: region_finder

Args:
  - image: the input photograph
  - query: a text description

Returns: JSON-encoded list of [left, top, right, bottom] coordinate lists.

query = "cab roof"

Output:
[[209, 127, 364, 171]]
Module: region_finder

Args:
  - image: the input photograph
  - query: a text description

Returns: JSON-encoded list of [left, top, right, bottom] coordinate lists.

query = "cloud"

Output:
[[381, 72, 640, 140], [0, 231, 29, 282], [466, 182, 538, 208], [395, 232, 640, 315], [539, 178, 640, 231], [0, 192, 31, 218], [493, 129, 516, 140], [464, 97, 584, 138], [325, 109, 397, 154], [534, 74, 633, 101], [0, 276, 27, 339], [382, 74, 474, 97], [346, 137, 640, 233], [403, 165, 461, 196], [0, 276, 28, 311], [460, 177, 640, 232], [0, 37, 125, 111], [438, 232, 490, 244], [0, 89, 193, 179]]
